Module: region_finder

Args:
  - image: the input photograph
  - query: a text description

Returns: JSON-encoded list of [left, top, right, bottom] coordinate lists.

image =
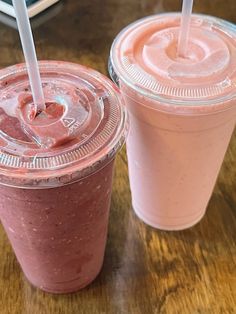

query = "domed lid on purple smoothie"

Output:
[[0, 61, 128, 188], [109, 13, 236, 113]]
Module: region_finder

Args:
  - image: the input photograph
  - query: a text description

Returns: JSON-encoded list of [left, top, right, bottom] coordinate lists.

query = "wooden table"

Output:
[[0, 1, 235, 313]]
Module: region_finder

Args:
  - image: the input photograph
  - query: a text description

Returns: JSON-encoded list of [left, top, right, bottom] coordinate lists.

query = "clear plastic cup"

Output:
[[109, 13, 236, 230], [0, 61, 128, 293]]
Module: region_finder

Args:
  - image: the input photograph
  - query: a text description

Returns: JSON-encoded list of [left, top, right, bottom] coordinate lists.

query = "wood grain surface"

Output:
[[0, 1, 236, 313]]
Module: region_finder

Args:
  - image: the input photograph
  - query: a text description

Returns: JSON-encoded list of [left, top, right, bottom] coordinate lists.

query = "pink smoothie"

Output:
[[110, 14, 236, 230], [0, 61, 128, 293]]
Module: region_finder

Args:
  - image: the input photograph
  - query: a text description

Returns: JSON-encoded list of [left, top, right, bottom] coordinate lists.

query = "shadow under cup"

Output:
[[0, 61, 128, 293], [109, 13, 236, 230]]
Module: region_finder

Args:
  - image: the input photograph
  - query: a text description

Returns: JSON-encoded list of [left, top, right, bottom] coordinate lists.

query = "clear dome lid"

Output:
[[0, 61, 128, 188]]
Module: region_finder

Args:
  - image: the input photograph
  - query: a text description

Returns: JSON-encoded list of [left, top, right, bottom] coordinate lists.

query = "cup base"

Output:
[[23, 264, 103, 294], [133, 204, 206, 231]]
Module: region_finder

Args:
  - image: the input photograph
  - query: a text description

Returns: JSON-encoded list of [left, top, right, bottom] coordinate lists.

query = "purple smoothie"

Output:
[[0, 160, 114, 293], [0, 61, 128, 293]]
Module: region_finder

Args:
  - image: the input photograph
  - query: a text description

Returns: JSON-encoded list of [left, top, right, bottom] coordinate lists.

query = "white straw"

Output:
[[177, 0, 194, 57], [12, 0, 45, 112]]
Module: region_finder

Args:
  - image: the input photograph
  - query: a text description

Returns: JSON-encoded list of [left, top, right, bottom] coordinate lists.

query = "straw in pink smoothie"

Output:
[[177, 0, 194, 57]]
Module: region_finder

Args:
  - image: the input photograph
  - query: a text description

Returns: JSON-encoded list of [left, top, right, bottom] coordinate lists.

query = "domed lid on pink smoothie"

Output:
[[110, 13, 236, 113], [0, 61, 128, 188]]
